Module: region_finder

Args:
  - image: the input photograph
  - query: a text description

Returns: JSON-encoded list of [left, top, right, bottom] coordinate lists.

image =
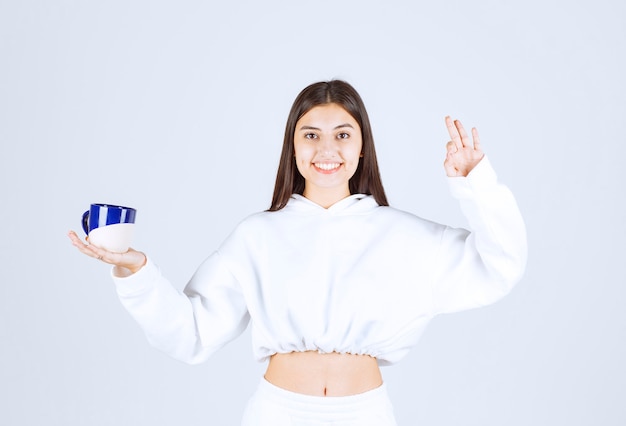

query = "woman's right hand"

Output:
[[68, 230, 147, 275]]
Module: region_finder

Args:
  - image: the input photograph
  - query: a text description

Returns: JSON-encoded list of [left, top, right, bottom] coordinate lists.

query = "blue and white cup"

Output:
[[82, 204, 136, 253]]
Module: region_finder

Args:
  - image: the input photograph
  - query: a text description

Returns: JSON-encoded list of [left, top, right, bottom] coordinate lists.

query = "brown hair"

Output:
[[268, 80, 388, 211]]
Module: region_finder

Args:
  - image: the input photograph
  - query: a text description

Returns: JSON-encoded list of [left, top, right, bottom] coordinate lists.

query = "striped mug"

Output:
[[82, 203, 136, 253]]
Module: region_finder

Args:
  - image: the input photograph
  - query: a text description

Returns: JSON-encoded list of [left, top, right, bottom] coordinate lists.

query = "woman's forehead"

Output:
[[297, 104, 359, 129]]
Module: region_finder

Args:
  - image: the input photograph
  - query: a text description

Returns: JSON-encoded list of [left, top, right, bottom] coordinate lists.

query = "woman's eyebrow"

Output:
[[334, 123, 354, 130], [299, 123, 354, 131]]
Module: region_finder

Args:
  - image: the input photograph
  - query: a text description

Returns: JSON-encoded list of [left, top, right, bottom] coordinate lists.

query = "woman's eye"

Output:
[[304, 133, 317, 140], [337, 132, 350, 139]]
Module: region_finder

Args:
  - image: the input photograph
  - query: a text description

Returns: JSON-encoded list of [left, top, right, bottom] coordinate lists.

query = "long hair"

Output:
[[269, 80, 388, 211]]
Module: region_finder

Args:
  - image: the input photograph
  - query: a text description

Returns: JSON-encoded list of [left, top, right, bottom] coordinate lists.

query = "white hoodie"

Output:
[[113, 156, 527, 366]]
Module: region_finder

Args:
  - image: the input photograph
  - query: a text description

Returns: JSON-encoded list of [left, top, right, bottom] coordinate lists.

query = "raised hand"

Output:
[[68, 230, 147, 274], [444, 116, 485, 177]]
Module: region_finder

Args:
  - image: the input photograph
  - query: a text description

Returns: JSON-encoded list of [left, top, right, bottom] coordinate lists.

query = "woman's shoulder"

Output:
[[226, 210, 272, 235], [376, 205, 446, 234]]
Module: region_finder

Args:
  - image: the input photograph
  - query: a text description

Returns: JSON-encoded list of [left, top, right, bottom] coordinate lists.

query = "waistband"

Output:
[[256, 377, 390, 411]]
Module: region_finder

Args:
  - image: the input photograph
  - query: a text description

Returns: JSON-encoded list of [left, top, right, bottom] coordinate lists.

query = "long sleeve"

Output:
[[431, 156, 528, 314], [112, 252, 250, 364]]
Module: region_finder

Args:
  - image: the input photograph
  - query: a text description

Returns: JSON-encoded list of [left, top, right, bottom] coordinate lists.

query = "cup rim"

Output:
[[92, 203, 136, 211]]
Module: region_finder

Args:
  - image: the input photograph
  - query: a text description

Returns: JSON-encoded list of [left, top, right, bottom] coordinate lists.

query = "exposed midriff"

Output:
[[264, 351, 383, 397]]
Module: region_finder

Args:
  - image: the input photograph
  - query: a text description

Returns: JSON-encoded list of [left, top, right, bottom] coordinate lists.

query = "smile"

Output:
[[314, 162, 341, 171]]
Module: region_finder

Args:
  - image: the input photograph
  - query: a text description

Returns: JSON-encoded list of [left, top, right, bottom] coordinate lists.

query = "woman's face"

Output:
[[293, 103, 363, 207]]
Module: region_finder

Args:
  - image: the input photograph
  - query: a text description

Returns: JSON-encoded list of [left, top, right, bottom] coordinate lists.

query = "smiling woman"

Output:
[[68, 79, 527, 426]]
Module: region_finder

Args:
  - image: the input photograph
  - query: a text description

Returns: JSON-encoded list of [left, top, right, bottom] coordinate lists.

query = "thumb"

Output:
[[443, 157, 458, 177]]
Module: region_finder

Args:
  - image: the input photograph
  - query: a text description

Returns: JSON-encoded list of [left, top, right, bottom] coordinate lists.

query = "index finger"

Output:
[[445, 116, 463, 149]]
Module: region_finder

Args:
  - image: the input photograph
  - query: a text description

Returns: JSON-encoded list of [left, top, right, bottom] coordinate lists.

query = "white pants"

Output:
[[241, 378, 398, 426]]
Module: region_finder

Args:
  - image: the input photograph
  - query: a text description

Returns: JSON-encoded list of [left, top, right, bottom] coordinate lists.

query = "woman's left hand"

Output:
[[443, 116, 485, 177]]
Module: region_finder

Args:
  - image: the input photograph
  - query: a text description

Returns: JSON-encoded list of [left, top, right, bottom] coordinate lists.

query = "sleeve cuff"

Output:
[[111, 257, 162, 297]]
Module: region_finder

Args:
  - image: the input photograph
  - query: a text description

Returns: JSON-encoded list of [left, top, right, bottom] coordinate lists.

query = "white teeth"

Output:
[[315, 163, 340, 170]]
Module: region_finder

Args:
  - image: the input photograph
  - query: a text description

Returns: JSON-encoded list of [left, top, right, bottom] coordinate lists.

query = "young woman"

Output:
[[69, 80, 527, 425]]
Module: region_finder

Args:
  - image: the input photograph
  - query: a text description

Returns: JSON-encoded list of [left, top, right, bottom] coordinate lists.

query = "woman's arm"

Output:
[[113, 254, 250, 364], [430, 118, 527, 314], [68, 231, 249, 364]]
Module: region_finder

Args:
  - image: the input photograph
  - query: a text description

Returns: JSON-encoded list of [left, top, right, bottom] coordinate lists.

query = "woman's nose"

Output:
[[318, 135, 336, 153]]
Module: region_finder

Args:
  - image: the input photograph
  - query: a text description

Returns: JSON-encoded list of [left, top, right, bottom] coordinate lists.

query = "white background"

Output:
[[1, 1, 625, 425]]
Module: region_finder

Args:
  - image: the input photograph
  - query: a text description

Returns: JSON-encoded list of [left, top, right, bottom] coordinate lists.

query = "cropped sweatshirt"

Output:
[[112, 156, 527, 366]]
